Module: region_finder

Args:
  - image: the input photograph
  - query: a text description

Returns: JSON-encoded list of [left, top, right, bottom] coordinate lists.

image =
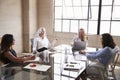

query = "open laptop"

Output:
[[72, 40, 86, 51]]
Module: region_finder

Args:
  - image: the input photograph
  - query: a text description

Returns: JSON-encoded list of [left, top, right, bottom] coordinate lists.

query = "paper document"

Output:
[[24, 63, 51, 72], [74, 52, 87, 61], [63, 62, 82, 70]]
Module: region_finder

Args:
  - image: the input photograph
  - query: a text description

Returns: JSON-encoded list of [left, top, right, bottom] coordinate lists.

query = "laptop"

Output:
[[72, 40, 86, 51]]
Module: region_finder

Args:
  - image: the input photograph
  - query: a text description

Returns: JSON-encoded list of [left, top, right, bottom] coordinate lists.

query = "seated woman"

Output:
[[79, 33, 117, 80], [32, 27, 51, 63], [0, 34, 35, 65], [71, 28, 87, 53]]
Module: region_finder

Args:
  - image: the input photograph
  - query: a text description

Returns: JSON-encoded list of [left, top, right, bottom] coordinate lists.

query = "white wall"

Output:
[[0, 0, 23, 53]]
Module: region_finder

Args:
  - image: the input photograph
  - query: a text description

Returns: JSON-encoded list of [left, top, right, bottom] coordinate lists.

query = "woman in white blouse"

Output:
[[33, 27, 51, 63]]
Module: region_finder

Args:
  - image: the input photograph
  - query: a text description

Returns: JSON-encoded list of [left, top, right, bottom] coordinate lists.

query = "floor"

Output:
[[79, 65, 120, 80], [114, 65, 120, 80]]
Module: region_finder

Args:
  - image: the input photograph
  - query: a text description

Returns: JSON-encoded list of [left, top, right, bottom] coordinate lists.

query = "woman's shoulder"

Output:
[[111, 46, 119, 54], [103, 46, 118, 54], [3, 50, 11, 56], [73, 35, 79, 40]]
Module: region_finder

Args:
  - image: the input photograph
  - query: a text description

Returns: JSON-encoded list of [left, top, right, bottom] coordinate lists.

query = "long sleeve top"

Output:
[[32, 36, 50, 52], [86, 47, 113, 66]]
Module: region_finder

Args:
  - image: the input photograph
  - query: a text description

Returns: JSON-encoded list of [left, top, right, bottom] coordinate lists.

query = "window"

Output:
[[54, 0, 120, 36], [100, 0, 120, 36], [54, 0, 91, 33]]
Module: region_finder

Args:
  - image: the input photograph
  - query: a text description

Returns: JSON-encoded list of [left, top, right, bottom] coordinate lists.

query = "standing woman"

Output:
[[0, 34, 35, 65]]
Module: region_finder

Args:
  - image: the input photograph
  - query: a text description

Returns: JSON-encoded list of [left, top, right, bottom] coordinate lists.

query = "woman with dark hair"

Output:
[[102, 33, 115, 48], [0, 34, 35, 64], [78, 33, 117, 80]]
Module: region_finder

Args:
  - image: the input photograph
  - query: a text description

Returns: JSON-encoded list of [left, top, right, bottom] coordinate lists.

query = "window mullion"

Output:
[[97, 0, 102, 35]]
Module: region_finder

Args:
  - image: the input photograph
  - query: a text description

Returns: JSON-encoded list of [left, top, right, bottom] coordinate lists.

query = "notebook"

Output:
[[37, 47, 48, 52], [24, 63, 51, 72]]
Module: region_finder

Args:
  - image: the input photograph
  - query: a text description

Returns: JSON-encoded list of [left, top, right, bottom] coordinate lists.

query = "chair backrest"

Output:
[[108, 46, 120, 71], [30, 38, 34, 52]]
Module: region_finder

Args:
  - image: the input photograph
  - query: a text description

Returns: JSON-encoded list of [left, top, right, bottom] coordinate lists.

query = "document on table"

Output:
[[74, 52, 87, 61], [63, 62, 82, 70], [24, 63, 51, 72]]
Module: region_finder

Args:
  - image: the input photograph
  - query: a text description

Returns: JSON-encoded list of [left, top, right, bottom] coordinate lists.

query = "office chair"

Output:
[[86, 46, 120, 80], [0, 63, 10, 80], [107, 47, 120, 80], [30, 38, 34, 52]]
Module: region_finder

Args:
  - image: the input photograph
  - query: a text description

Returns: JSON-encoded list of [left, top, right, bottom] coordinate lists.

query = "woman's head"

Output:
[[78, 28, 86, 41], [36, 27, 46, 38], [1, 34, 14, 50], [101, 33, 116, 48]]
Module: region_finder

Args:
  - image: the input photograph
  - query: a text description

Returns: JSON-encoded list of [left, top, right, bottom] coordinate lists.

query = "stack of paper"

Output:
[[24, 63, 51, 72]]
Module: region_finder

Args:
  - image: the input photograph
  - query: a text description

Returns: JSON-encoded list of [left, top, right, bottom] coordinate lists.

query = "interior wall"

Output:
[[22, 0, 30, 52], [0, 0, 37, 53], [29, 0, 37, 39], [0, 0, 23, 53], [37, 0, 54, 37]]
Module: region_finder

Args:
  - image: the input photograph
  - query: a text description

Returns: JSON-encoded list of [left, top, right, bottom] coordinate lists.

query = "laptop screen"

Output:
[[72, 40, 86, 51]]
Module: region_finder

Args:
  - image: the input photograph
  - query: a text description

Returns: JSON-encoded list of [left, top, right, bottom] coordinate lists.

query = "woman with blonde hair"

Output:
[[35, 27, 47, 37], [78, 28, 86, 41], [71, 28, 87, 52], [32, 27, 51, 63]]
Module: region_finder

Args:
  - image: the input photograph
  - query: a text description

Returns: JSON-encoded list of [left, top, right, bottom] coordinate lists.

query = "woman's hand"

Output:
[[24, 55, 35, 61], [33, 50, 37, 54], [79, 50, 86, 54], [28, 55, 35, 60], [30, 55, 36, 60], [39, 53, 44, 61]]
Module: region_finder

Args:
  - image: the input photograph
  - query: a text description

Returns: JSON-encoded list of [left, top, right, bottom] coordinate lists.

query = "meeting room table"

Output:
[[0, 44, 98, 80], [50, 44, 98, 80]]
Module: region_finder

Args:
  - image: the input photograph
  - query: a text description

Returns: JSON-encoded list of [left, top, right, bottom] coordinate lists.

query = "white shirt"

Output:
[[32, 36, 50, 52]]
